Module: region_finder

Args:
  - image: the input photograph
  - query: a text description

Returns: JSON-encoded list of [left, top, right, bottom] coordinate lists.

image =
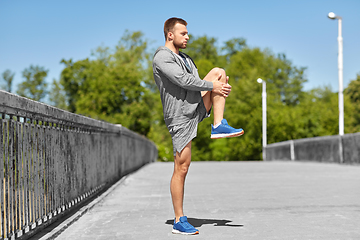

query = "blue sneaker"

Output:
[[172, 216, 199, 235], [211, 119, 244, 139]]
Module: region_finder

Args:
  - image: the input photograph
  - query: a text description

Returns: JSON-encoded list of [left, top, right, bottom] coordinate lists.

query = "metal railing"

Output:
[[0, 90, 157, 239], [265, 133, 360, 164]]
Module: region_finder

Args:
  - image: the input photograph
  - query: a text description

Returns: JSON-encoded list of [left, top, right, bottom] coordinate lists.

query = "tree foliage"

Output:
[[183, 37, 309, 160], [49, 78, 68, 111], [17, 65, 48, 101], [57, 31, 153, 136], [345, 74, 360, 133], [1, 69, 15, 92]]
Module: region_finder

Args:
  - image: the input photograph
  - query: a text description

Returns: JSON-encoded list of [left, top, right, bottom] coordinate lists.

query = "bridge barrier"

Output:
[[265, 133, 360, 164], [0, 90, 157, 239]]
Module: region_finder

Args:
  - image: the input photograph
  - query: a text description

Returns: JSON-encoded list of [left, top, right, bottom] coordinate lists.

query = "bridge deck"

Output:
[[40, 161, 360, 239]]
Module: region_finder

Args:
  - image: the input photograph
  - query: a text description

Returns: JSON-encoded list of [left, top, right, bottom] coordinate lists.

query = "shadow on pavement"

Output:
[[165, 218, 243, 228]]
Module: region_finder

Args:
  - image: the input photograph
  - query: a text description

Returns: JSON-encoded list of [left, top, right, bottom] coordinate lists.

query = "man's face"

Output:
[[171, 23, 189, 49]]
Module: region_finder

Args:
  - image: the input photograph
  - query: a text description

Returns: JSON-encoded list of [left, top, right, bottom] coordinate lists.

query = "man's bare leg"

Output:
[[170, 141, 192, 222], [201, 67, 244, 139], [202, 67, 229, 125]]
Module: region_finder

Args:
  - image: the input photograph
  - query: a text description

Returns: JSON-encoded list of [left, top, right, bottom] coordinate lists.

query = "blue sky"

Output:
[[1, 0, 359, 95]]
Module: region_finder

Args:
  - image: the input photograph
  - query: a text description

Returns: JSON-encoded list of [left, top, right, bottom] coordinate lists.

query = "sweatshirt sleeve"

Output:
[[153, 50, 213, 91]]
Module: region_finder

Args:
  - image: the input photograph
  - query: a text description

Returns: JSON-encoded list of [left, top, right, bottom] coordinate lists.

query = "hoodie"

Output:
[[152, 46, 213, 127]]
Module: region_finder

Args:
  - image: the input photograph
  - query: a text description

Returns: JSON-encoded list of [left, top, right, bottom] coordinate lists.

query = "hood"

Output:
[[154, 46, 174, 58]]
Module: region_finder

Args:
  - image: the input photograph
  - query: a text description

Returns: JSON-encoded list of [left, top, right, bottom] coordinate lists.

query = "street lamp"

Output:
[[257, 78, 266, 160], [328, 12, 344, 136]]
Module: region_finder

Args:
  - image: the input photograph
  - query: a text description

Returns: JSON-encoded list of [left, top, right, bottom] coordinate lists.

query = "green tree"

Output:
[[183, 35, 220, 78], [345, 73, 360, 133], [146, 92, 174, 161], [17, 65, 48, 101], [182, 36, 308, 160], [222, 46, 309, 160], [1, 69, 15, 92], [59, 31, 154, 136], [346, 74, 360, 103], [222, 37, 247, 58], [49, 78, 68, 110], [59, 58, 91, 112]]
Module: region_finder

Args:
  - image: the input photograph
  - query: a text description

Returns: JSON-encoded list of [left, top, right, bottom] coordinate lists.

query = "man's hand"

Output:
[[212, 74, 232, 97]]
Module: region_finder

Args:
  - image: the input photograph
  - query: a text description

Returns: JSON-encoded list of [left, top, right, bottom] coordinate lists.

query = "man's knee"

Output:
[[179, 164, 190, 175], [174, 145, 191, 176], [174, 162, 190, 178], [212, 67, 225, 74], [209, 67, 227, 83]]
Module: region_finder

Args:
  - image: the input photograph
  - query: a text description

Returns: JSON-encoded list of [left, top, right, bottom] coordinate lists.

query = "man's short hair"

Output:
[[164, 17, 187, 40]]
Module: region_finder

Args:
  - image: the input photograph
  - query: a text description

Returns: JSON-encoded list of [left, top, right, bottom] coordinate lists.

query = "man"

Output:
[[152, 17, 244, 235]]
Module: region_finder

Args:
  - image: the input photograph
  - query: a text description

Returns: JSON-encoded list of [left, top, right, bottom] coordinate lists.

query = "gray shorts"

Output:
[[168, 100, 211, 156]]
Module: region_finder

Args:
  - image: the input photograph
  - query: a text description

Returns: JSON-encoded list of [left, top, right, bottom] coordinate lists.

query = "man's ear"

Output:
[[167, 32, 173, 41]]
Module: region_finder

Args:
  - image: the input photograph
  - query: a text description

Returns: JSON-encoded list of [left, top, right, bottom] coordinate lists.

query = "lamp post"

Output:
[[257, 78, 266, 160], [328, 12, 344, 136]]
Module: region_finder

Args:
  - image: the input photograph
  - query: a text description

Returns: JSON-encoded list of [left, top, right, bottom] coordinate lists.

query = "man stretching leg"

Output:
[[152, 17, 244, 235]]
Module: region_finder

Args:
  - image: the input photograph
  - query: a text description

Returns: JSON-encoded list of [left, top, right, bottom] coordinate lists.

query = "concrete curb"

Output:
[[38, 176, 128, 240]]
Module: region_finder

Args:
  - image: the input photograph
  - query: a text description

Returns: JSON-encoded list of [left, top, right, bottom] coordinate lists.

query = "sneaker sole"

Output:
[[172, 229, 199, 235], [210, 130, 244, 139]]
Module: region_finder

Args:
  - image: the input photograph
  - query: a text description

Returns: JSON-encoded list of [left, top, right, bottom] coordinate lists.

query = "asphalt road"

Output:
[[43, 161, 360, 240]]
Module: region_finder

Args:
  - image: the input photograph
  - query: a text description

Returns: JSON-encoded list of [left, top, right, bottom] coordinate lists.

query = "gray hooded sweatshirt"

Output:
[[153, 46, 213, 127]]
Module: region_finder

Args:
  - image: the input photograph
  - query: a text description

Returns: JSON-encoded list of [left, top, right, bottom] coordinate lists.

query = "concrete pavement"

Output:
[[42, 161, 360, 239]]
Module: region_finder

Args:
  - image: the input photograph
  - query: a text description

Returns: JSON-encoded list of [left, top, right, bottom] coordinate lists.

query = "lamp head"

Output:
[[257, 78, 263, 83], [328, 12, 336, 19]]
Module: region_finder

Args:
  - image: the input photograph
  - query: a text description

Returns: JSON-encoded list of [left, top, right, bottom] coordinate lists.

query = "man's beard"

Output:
[[175, 42, 187, 49]]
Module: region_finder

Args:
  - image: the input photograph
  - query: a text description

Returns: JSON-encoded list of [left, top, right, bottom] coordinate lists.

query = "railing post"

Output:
[[290, 140, 295, 161], [339, 135, 343, 163], [0, 114, 4, 239], [262, 146, 266, 161]]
